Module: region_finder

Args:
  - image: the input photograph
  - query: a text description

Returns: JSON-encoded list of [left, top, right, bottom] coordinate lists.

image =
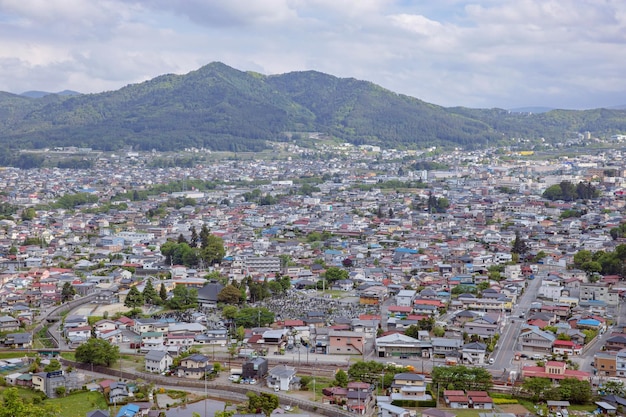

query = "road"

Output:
[[489, 274, 543, 373]]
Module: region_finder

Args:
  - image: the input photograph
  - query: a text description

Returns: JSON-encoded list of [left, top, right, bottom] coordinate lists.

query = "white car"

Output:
[[228, 375, 240, 382]]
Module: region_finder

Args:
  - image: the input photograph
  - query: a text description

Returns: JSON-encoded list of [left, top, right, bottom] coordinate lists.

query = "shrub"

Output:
[[493, 398, 519, 405]]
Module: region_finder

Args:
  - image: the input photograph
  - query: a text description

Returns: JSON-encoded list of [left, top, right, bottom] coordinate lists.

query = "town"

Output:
[[1, 141, 626, 417]]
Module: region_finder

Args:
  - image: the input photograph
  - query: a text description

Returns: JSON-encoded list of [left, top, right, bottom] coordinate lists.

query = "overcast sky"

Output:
[[0, 0, 625, 110]]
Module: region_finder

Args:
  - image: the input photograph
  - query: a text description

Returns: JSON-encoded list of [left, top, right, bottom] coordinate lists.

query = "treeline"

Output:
[[573, 244, 626, 277], [542, 181, 599, 201], [160, 225, 225, 267]]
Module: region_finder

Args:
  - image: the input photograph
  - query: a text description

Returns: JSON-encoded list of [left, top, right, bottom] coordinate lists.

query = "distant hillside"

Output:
[[20, 90, 81, 98], [508, 107, 553, 114], [0, 62, 625, 164]]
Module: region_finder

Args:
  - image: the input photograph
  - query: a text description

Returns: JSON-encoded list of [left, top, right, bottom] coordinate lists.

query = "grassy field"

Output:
[[46, 391, 109, 417], [0, 386, 46, 402], [0, 351, 37, 360]]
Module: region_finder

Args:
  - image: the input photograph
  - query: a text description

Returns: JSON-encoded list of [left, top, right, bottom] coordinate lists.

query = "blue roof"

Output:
[[395, 247, 417, 254], [324, 249, 343, 255], [579, 319, 601, 326], [116, 404, 140, 417]]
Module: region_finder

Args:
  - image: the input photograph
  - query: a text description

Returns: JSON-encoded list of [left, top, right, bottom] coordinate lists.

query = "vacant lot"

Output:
[[46, 391, 109, 417]]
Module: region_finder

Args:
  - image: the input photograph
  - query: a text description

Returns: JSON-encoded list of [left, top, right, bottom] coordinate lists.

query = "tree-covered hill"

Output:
[[0, 61, 625, 161]]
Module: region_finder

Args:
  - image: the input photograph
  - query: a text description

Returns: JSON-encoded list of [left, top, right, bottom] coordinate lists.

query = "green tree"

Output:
[[61, 282, 76, 302], [234, 307, 274, 328], [159, 283, 168, 302], [222, 305, 238, 320], [201, 234, 226, 265], [602, 380, 625, 396], [200, 224, 211, 248], [0, 387, 59, 417], [334, 369, 348, 387], [431, 365, 492, 392], [75, 338, 120, 367], [125, 286, 144, 308], [190, 226, 198, 248], [559, 378, 592, 404], [142, 280, 159, 305], [324, 266, 349, 283], [511, 230, 529, 258], [246, 392, 279, 417], [43, 359, 61, 372], [218, 284, 242, 305], [168, 285, 198, 310], [521, 377, 552, 401], [21, 207, 36, 221]]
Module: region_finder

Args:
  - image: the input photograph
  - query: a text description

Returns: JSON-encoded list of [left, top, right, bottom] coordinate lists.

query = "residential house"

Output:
[[518, 326, 555, 352], [3, 332, 32, 348], [328, 330, 364, 355], [432, 337, 462, 359], [32, 370, 66, 398], [444, 390, 470, 408], [594, 353, 617, 377], [605, 336, 626, 352], [66, 326, 92, 345], [375, 333, 431, 358], [262, 329, 289, 346], [108, 381, 130, 404], [379, 402, 410, 417], [267, 364, 299, 391], [177, 354, 212, 379], [395, 290, 416, 307], [242, 357, 268, 380], [165, 333, 195, 348], [204, 328, 228, 345], [132, 318, 159, 335], [0, 315, 20, 332], [462, 317, 499, 338], [94, 290, 118, 304], [615, 350, 626, 378], [389, 373, 430, 402], [144, 350, 173, 374], [467, 391, 493, 409], [462, 342, 487, 365], [346, 381, 373, 415], [580, 282, 619, 306], [93, 319, 117, 335]]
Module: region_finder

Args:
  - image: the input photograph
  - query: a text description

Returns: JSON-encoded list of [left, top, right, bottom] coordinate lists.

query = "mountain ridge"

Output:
[[0, 61, 625, 158]]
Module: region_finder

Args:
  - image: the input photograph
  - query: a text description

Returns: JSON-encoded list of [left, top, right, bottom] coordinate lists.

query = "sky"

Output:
[[0, 0, 625, 110]]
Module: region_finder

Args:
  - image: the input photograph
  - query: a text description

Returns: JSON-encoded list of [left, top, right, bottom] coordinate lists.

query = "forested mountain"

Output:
[[0, 61, 625, 161]]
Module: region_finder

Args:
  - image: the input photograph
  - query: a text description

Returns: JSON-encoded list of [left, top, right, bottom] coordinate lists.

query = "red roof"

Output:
[[283, 319, 305, 327], [388, 306, 413, 313], [553, 340, 575, 347], [447, 396, 469, 403]]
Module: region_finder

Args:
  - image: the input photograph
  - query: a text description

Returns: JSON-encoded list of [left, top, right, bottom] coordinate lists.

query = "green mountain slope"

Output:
[[0, 62, 625, 158]]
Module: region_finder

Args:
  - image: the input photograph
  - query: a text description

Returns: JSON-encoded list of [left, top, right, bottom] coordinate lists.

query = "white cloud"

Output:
[[0, 0, 624, 108]]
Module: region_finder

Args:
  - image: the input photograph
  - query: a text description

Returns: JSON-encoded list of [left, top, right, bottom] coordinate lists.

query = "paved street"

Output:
[[489, 274, 543, 372]]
